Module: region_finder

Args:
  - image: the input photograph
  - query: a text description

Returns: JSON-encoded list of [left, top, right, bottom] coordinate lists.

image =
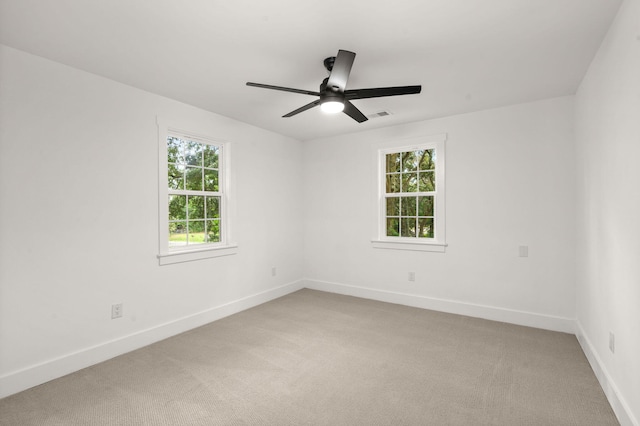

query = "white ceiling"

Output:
[[0, 0, 621, 141]]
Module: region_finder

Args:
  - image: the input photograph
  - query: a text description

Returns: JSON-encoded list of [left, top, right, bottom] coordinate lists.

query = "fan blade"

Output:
[[283, 100, 321, 117], [343, 100, 368, 123], [345, 85, 421, 100], [247, 82, 320, 97], [326, 50, 356, 93]]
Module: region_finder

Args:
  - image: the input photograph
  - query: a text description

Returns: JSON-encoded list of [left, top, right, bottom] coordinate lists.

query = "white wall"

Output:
[[574, 0, 640, 424], [0, 45, 304, 397], [303, 97, 577, 331], [2, 8, 637, 419]]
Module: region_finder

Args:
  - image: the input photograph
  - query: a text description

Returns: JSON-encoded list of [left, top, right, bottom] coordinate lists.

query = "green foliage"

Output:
[[400, 197, 416, 216], [203, 145, 219, 168], [169, 219, 221, 244], [402, 173, 418, 192], [418, 196, 434, 216], [384, 148, 437, 238], [169, 196, 220, 220], [185, 167, 203, 191], [402, 151, 418, 172], [206, 220, 220, 242], [188, 196, 205, 219], [206, 197, 220, 218], [386, 174, 401, 193], [386, 218, 399, 236], [418, 149, 435, 170], [418, 218, 434, 238], [167, 137, 219, 191], [167, 137, 184, 164], [386, 153, 400, 173], [401, 218, 416, 237], [168, 164, 184, 190], [386, 149, 435, 195], [204, 169, 219, 191], [419, 172, 435, 191], [167, 135, 222, 246], [169, 195, 186, 220], [386, 198, 399, 216], [184, 140, 202, 166]]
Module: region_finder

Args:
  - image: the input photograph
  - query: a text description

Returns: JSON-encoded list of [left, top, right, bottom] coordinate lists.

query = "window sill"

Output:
[[371, 239, 447, 253], [158, 244, 238, 265]]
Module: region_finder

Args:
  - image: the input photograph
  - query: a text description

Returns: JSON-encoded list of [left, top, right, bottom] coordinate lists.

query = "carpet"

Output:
[[0, 289, 618, 425]]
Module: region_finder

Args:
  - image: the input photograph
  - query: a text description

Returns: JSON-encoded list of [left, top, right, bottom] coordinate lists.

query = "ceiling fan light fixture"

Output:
[[320, 100, 345, 114], [246, 49, 421, 123]]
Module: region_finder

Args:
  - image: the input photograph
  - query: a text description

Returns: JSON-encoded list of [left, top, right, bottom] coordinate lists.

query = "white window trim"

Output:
[[157, 117, 238, 265], [371, 134, 447, 253]]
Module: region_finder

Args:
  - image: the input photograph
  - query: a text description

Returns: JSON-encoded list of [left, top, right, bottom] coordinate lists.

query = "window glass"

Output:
[[166, 135, 223, 249], [383, 147, 439, 241]]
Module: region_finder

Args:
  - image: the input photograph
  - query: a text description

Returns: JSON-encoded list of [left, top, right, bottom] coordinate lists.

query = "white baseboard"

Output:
[[575, 322, 638, 426], [304, 279, 640, 425], [0, 280, 304, 399], [5, 278, 635, 426], [303, 278, 576, 333]]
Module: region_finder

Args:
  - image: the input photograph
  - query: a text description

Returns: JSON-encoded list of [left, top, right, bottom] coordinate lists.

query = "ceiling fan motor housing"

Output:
[[320, 90, 344, 104], [320, 77, 342, 99], [246, 49, 421, 123]]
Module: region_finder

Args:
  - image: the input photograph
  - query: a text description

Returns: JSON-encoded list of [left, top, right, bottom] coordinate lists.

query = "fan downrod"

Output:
[[323, 56, 336, 72], [246, 49, 422, 124]]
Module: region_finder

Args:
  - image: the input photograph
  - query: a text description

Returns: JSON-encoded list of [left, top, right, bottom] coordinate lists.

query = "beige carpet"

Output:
[[0, 289, 618, 425]]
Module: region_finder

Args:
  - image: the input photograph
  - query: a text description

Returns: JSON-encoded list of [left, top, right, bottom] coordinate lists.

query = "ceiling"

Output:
[[0, 0, 621, 141]]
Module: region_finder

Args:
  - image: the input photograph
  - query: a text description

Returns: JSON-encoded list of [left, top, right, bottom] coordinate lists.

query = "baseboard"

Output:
[[576, 322, 638, 426], [304, 279, 640, 424], [6, 278, 634, 426], [303, 278, 576, 334], [0, 280, 304, 399]]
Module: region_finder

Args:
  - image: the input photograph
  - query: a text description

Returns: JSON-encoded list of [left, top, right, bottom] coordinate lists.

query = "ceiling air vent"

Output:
[[367, 111, 392, 119]]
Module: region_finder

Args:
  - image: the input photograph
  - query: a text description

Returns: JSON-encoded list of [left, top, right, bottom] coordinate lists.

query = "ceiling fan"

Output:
[[246, 50, 421, 123]]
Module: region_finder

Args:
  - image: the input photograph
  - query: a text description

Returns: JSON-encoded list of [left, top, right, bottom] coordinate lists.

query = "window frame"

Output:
[[157, 118, 237, 265], [372, 134, 447, 252]]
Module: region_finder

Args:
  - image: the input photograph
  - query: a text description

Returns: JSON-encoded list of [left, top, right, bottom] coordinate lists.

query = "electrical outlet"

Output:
[[609, 332, 615, 353], [271, 267, 277, 277], [111, 303, 123, 319], [408, 272, 415, 282]]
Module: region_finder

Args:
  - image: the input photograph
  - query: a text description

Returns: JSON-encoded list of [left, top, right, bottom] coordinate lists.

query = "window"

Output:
[[372, 135, 446, 252], [167, 136, 222, 247], [157, 119, 236, 265]]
